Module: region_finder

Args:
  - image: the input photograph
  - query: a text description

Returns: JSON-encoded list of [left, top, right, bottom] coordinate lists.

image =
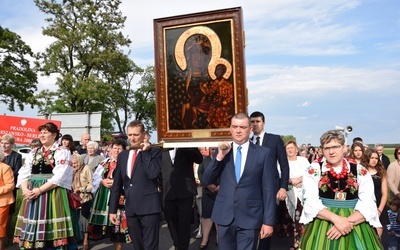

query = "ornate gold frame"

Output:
[[154, 7, 247, 144]]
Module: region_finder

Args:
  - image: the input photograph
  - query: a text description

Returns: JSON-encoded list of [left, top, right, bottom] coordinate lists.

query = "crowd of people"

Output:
[[0, 112, 399, 250]]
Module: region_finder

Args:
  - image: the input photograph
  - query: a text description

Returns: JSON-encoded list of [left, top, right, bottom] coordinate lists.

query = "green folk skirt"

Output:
[[13, 175, 76, 249], [300, 199, 383, 250], [88, 185, 131, 243]]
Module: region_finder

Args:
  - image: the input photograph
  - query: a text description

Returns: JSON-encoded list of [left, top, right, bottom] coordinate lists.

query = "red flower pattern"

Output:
[[359, 168, 368, 176], [319, 161, 360, 195]]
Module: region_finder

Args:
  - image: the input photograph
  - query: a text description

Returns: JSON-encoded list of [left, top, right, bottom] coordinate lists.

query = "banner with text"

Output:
[[0, 115, 61, 145]]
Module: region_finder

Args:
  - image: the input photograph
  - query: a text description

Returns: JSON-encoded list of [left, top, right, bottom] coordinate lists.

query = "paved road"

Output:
[[7, 220, 292, 249]]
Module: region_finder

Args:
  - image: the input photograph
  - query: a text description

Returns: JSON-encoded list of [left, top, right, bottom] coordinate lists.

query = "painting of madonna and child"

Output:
[[154, 7, 247, 142]]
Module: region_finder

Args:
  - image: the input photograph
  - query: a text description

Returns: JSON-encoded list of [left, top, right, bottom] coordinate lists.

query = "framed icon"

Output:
[[154, 7, 247, 145]]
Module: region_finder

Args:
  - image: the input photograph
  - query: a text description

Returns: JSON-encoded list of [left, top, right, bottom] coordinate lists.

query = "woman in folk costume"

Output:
[[284, 140, 310, 249], [89, 139, 130, 250], [14, 122, 76, 249], [299, 130, 383, 250]]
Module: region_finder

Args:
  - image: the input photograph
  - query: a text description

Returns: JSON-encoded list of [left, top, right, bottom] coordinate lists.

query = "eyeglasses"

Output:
[[323, 145, 342, 151]]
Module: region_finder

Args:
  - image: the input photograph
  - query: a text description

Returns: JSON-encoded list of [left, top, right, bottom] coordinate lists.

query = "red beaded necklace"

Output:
[[326, 159, 348, 179]]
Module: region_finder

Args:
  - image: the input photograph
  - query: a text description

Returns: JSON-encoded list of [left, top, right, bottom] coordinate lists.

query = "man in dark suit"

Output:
[[249, 111, 289, 250], [109, 120, 162, 250], [162, 147, 203, 250], [375, 143, 391, 169], [203, 112, 277, 250]]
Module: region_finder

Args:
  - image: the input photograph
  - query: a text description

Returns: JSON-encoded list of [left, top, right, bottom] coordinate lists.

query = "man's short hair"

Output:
[[127, 120, 145, 133], [249, 111, 265, 122]]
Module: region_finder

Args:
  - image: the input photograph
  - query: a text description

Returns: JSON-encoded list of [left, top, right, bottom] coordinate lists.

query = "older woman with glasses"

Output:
[[387, 145, 400, 201], [299, 130, 383, 249]]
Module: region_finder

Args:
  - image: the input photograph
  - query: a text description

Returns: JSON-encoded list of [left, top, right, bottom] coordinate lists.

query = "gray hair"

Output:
[[320, 130, 345, 147], [87, 141, 99, 151], [1, 134, 15, 145], [72, 154, 84, 167]]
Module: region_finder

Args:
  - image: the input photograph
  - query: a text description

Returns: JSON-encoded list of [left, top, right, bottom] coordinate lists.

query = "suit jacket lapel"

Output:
[[262, 132, 267, 145], [240, 144, 256, 181], [227, 149, 237, 183], [230, 144, 256, 184]]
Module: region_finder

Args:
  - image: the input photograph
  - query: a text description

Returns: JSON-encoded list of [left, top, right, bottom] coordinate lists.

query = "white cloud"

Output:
[[298, 101, 311, 107], [247, 22, 359, 56], [121, 0, 363, 58], [375, 41, 400, 53], [247, 65, 400, 96]]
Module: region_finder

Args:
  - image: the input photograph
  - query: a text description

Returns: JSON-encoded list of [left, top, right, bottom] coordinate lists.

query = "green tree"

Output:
[[129, 65, 156, 133], [107, 60, 143, 134], [0, 26, 38, 111], [34, 0, 156, 135], [281, 135, 297, 145], [108, 65, 156, 135]]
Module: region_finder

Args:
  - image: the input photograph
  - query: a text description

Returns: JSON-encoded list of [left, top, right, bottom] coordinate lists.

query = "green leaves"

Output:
[[0, 26, 38, 111], [33, 0, 156, 136]]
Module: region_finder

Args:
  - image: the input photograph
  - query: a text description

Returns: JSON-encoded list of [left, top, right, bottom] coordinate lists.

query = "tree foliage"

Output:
[[0, 26, 38, 111], [34, 0, 156, 136], [281, 135, 297, 145], [129, 65, 157, 133]]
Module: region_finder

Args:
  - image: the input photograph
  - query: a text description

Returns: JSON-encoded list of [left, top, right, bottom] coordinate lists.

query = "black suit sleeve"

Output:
[[198, 160, 205, 185], [140, 147, 162, 179], [382, 154, 390, 170], [14, 152, 22, 185], [179, 148, 203, 164], [203, 149, 230, 186], [276, 136, 289, 190], [109, 152, 125, 214]]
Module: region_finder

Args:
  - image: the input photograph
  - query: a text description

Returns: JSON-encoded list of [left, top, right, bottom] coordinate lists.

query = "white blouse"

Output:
[[17, 142, 73, 190], [299, 159, 381, 228], [286, 156, 310, 220]]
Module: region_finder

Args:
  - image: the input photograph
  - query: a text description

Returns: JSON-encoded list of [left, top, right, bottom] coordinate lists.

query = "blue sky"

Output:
[[1, 0, 399, 145]]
